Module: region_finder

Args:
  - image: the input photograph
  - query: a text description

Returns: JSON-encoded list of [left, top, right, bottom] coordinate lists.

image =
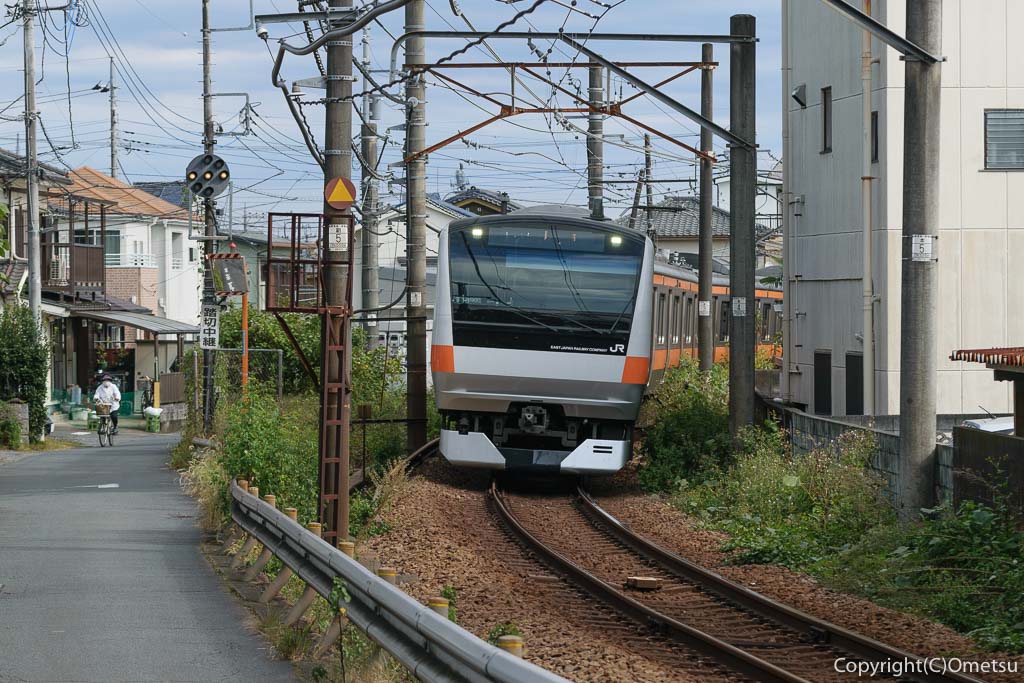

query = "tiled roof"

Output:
[[617, 195, 772, 239], [67, 167, 188, 219], [134, 181, 191, 210], [445, 186, 523, 212], [951, 347, 1024, 367], [0, 148, 70, 185], [426, 193, 475, 218]]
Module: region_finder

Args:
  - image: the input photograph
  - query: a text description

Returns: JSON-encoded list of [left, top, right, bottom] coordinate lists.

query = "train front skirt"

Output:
[[439, 428, 630, 474]]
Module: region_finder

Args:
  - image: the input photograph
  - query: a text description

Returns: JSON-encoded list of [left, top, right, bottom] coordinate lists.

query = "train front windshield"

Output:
[[448, 222, 645, 355]]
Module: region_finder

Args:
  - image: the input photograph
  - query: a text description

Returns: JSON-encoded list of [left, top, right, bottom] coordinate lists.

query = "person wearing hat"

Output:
[[94, 374, 121, 435]]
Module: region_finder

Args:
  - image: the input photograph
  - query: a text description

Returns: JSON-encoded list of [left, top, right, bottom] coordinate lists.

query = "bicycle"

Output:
[[139, 375, 154, 411], [96, 402, 115, 447]]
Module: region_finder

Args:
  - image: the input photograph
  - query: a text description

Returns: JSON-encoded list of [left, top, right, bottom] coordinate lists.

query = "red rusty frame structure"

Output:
[[264, 212, 355, 544], [402, 60, 718, 164]]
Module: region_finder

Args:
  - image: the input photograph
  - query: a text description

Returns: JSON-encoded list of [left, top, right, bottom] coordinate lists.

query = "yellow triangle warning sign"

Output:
[[325, 177, 356, 209]]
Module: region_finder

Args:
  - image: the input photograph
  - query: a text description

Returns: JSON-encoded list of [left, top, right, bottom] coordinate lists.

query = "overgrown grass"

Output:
[[642, 361, 1024, 653], [678, 427, 894, 568], [638, 358, 731, 491]]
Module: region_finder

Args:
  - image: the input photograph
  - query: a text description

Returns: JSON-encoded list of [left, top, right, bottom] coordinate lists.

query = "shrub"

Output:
[[0, 305, 48, 441], [819, 501, 1024, 652], [0, 402, 21, 449], [679, 428, 894, 569], [638, 359, 731, 490], [218, 387, 319, 522]]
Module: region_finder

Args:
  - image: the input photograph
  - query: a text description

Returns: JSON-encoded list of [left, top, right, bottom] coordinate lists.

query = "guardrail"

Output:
[[228, 480, 568, 683]]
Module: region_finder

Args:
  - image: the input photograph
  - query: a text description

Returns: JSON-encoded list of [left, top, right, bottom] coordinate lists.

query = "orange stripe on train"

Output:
[[621, 356, 650, 384], [431, 345, 455, 373]]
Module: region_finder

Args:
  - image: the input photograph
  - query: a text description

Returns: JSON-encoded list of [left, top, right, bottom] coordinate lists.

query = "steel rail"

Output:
[[229, 472, 567, 683], [490, 482, 809, 683], [576, 488, 986, 683]]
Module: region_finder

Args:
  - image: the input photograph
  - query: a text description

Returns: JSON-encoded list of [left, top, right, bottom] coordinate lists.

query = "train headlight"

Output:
[[471, 227, 484, 238], [609, 235, 623, 247]]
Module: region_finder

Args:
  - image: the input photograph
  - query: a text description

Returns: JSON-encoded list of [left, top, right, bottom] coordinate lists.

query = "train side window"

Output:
[[719, 300, 731, 342], [684, 296, 694, 343], [671, 295, 681, 345], [658, 292, 668, 346]]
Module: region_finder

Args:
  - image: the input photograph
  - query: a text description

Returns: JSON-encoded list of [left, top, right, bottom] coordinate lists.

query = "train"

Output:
[[430, 213, 782, 474]]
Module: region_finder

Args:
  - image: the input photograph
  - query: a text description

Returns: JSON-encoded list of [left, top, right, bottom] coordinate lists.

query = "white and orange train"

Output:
[[430, 214, 782, 475]]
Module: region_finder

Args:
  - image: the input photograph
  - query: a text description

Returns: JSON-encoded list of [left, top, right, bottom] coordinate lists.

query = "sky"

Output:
[[0, 0, 783, 227]]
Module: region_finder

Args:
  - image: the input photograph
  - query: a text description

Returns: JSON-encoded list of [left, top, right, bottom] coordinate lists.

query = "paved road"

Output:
[[0, 436, 295, 682]]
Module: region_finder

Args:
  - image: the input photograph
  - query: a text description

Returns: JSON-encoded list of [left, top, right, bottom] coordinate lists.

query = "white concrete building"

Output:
[[784, 0, 1024, 416]]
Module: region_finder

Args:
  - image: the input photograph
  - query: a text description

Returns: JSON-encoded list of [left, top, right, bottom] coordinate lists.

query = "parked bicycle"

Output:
[[96, 402, 115, 447], [139, 375, 155, 411]]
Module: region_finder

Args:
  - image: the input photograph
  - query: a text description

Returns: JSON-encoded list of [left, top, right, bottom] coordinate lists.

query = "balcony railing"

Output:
[[106, 253, 156, 268], [42, 241, 104, 294]]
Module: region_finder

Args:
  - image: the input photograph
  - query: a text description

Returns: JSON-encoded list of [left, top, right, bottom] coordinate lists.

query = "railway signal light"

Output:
[[185, 153, 231, 198]]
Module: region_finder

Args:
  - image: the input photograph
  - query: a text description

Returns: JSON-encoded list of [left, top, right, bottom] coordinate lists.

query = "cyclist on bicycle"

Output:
[[94, 374, 121, 435]]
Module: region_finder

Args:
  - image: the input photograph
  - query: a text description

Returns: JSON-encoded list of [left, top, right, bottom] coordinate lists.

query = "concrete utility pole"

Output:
[[898, 0, 942, 518], [109, 57, 118, 179], [360, 28, 380, 349], [405, 0, 428, 451], [587, 65, 604, 221], [644, 134, 653, 232], [22, 0, 41, 325], [697, 42, 715, 372], [322, 0, 354, 540], [201, 0, 217, 433], [728, 14, 757, 437]]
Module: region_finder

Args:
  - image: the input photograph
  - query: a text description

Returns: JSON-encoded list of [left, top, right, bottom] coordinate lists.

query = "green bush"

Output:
[[678, 428, 894, 569], [486, 621, 522, 646], [0, 403, 21, 449], [638, 359, 731, 490], [819, 501, 1024, 652], [219, 386, 319, 522], [0, 305, 48, 442]]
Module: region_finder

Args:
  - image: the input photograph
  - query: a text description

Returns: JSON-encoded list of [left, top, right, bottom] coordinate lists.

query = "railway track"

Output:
[[491, 481, 987, 683]]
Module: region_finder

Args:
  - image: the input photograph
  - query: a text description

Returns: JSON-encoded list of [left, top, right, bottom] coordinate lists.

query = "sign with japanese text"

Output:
[[200, 304, 220, 350]]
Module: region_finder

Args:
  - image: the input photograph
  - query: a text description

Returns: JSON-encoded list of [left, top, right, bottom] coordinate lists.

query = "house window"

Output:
[[821, 87, 833, 153], [104, 230, 121, 258], [718, 300, 731, 343], [871, 111, 879, 163], [985, 110, 1024, 169]]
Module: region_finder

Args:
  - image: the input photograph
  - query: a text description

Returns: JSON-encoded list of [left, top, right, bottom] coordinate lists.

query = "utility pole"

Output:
[[697, 43, 715, 372], [321, 0, 354, 542], [587, 65, 604, 220], [644, 134, 653, 232], [627, 169, 644, 229], [728, 14, 757, 437], [21, 0, 41, 325], [861, 0, 875, 415], [201, 0, 217, 433], [405, 0, 428, 451], [360, 28, 380, 349], [898, 0, 942, 518], [109, 57, 118, 179]]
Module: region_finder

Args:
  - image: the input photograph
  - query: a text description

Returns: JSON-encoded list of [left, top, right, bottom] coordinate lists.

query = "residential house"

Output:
[[445, 186, 521, 216], [784, 0, 1024, 416], [47, 167, 199, 409]]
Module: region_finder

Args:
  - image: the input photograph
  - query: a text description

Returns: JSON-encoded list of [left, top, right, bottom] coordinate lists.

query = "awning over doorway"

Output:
[[73, 310, 199, 335]]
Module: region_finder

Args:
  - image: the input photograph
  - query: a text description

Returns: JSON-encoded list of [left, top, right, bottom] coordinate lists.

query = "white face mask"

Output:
[[103, 381, 112, 388]]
